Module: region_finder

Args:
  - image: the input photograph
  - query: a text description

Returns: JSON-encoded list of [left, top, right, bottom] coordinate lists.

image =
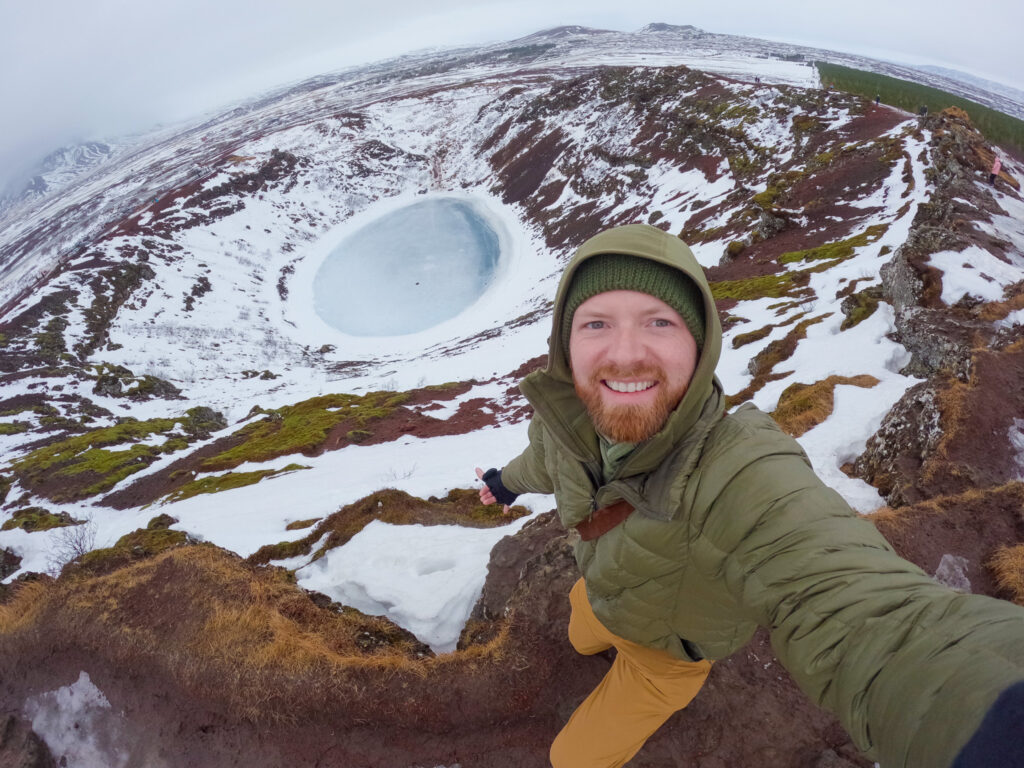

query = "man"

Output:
[[476, 224, 1024, 767]]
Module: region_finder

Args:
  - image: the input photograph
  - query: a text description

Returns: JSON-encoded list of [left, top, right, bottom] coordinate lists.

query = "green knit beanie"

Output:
[[561, 253, 706, 356]]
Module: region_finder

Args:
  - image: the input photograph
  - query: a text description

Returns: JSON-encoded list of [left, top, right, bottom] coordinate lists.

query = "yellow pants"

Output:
[[549, 579, 712, 768]]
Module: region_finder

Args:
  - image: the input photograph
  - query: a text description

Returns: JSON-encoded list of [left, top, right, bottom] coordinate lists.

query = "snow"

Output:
[[1010, 419, 1024, 480], [297, 517, 530, 653], [24, 672, 129, 768], [930, 245, 1024, 305], [999, 308, 1024, 329]]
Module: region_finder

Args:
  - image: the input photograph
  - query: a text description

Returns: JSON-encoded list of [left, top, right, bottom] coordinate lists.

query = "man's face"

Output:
[[569, 290, 699, 443]]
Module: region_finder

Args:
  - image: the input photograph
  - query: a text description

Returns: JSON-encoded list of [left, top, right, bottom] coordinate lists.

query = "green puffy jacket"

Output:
[[500, 224, 1024, 767]]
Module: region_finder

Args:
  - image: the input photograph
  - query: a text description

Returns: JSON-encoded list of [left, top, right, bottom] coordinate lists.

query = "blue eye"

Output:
[[652, 318, 673, 327], [585, 321, 605, 330]]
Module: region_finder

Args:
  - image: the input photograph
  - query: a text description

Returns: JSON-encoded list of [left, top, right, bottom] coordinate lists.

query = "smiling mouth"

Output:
[[603, 380, 656, 394]]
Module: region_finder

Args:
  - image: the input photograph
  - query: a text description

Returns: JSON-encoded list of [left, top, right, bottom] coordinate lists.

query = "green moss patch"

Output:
[[792, 114, 824, 134], [11, 407, 225, 502], [2, 507, 81, 532], [201, 391, 410, 473], [163, 463, 310, 504], [0, 422, 30, 435], [841, 286, 885, 330], [72, 514, 190, 577], [247, 487, 530, 567], [779, 224, 889, 265], [710, 271, 813, 302]]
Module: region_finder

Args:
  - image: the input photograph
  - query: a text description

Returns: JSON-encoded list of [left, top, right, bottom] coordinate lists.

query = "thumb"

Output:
[[475, 467, 485, 481]]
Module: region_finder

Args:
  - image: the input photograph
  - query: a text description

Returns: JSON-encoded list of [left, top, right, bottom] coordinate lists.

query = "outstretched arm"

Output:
[[708, 453, 1024, 767]]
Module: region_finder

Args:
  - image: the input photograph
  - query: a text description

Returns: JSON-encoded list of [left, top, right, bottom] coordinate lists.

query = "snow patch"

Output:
[[929, 246, 1023, 305], [296, 517, 531, 653], [1009, 418, 1024, 479], [23, 672, 129, 768], [998, 308, 1024, 330]]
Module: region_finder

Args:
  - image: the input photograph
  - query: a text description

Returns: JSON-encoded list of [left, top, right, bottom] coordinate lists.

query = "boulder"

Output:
[[889, 307, 993, 381], [854, 381, 943, 507], [0, 549, 20, 581]]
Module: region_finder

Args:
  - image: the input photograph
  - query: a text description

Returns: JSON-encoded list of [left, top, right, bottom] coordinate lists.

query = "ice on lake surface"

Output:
[[314, 197, 500, 336]]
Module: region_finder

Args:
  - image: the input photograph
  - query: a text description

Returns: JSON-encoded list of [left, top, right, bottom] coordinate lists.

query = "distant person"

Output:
[[476, 224, 1024, 768], [990, 156, 1002, 185], [919, 105, 929, 116], [875, 93, 881, 105]]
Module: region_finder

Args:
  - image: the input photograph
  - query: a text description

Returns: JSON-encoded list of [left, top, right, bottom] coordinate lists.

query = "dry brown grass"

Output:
[[0, 580, 48, 633], [248, 487, 529, 565], [989, 545, 1024, 606], [726, 313, 830, 408], [771, 374, 880, 437], [0, 544, 517, 726], [866, 483, 1024, 535], [976, 289, 1024, 323]]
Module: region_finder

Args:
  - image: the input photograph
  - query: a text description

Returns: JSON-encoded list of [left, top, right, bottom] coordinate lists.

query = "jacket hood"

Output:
[[520, 223, 724, 476]]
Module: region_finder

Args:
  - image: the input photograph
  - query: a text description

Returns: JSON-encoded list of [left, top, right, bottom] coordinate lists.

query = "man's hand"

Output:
[[476, 467, 511, 515]]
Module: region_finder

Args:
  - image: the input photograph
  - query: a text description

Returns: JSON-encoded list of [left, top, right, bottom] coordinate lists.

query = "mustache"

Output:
[[587, 364, 665, 383]]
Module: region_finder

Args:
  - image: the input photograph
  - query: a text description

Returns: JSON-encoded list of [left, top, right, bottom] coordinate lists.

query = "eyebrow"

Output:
[[575, 307, 678, 321]]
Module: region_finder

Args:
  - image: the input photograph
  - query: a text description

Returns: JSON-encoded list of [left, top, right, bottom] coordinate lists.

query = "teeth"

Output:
[[606, 380, 655, 393]]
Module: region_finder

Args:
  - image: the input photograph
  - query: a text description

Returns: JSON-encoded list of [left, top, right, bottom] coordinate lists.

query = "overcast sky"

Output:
[[3, 0, 1022, 198]]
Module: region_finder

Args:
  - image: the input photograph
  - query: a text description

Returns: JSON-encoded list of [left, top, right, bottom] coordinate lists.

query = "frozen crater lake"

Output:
[[313, 197, 501, 336]]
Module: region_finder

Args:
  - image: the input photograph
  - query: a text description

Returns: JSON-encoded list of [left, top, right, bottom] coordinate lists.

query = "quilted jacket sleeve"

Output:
[[500, 416, 555, 496], [707, 449, 1024, 768]]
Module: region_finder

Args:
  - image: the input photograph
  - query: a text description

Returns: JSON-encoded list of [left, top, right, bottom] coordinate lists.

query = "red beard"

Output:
[[574, 364, 687, 443]]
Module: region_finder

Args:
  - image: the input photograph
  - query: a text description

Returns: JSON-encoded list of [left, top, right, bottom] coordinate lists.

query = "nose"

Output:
[[605, 325, 646, 368]]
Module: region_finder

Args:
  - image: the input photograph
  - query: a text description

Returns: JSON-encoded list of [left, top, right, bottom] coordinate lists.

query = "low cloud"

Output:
[[2, 0, 1021, 198]]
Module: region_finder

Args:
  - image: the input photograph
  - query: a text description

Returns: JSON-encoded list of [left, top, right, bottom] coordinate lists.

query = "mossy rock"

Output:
[[0, 422, 29, 435], [0, 475, 11, 504], [90, 363, 182, 401], [725, 241, 746, 259], [1, 507, 80, 532], [72, 515, 188, 577], [752, 188, 780, 209], [180, 406, 228, 439], [841, 286, 885, 330], [792, 114, 824, 133]]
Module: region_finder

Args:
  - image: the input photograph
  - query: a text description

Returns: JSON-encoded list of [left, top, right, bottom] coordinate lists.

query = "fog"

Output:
[[2, 0, 1022, 198]]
